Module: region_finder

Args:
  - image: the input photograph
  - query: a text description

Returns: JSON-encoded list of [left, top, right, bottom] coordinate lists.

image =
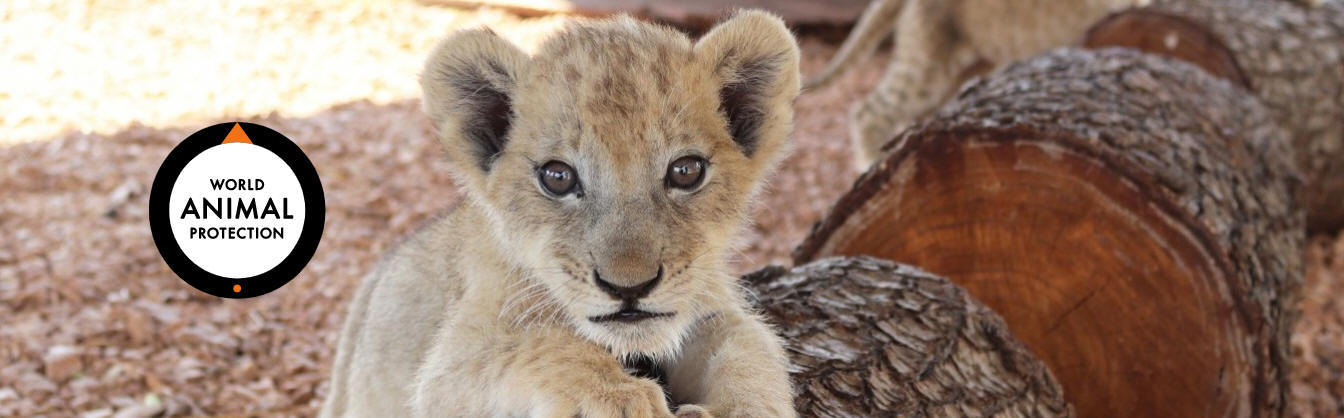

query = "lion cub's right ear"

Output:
[[421, 29, 529, 181]]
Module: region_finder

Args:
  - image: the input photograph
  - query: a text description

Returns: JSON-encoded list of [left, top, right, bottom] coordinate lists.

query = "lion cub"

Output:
[[321, 11, 800, 418]]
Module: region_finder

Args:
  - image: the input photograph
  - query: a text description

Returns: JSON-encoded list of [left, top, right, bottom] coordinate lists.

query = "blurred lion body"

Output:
[[322, 11, 800, 418], [810, 0, 1322, 168]]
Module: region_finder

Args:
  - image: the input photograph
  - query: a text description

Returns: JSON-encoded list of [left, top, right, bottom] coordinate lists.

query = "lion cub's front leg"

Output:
[[667, 309, 796, 418], [412, 320, 674, 418]]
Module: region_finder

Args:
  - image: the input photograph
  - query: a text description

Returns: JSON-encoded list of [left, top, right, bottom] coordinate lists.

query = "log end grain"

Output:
[[1083, 10, 1250, 88]]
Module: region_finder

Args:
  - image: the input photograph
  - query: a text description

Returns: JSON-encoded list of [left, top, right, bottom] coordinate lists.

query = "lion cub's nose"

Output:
[[593, 265, 663, 302]]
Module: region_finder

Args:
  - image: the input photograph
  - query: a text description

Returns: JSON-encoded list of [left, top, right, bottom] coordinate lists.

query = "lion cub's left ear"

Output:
[[695, 10, 801, 165]]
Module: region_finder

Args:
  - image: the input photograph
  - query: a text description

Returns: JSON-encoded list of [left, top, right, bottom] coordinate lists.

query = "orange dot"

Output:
[[232, 284, 242, 293]]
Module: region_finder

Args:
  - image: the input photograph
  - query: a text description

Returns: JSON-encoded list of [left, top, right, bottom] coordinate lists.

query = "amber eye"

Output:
[[538, 161, 579, 196], [666, 155, 707, 190]]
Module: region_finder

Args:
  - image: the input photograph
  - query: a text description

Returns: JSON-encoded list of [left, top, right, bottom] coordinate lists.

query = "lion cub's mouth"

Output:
[[588, 308, 673, 324]]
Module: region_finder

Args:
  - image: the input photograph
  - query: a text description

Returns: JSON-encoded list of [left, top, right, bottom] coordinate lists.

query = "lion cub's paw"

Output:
[[674, 404, 713, 418], [547, 377, 673, 418]]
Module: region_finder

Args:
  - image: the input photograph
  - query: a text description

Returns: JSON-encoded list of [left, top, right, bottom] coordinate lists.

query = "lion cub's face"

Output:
[[422, 13, 799, 357]]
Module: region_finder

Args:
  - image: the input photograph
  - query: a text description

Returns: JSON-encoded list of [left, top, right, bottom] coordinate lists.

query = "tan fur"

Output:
[[809, 0, 1322, 169], [322, 11, 800, 418]]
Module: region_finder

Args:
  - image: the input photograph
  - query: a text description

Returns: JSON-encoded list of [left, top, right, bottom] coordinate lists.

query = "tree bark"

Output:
[[793, 49, 1303, 417], [745, 257, 1073, 418], [1083, 0, 1344, 233]]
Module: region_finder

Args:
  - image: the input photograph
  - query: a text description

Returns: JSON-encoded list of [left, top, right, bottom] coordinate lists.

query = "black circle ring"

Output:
[[148, 122, 325, 299]]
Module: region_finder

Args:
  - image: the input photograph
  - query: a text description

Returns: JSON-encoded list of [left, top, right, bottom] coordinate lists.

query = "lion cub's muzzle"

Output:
[[587, 265, 673, 324]]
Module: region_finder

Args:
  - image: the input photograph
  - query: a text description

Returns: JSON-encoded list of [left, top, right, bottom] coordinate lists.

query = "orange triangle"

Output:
[[222, 123, 252, 144]]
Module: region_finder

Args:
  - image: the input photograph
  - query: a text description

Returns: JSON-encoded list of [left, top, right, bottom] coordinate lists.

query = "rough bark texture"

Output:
[[794, 49, 1303, 417], [1084, 0, 1344, 233], [420, 0, 870, 28], [745, 257, 1073, 418]]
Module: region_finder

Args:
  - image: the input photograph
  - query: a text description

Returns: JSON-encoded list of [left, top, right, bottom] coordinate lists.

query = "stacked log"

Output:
[[1084, 0, 1344, 232], [793, 49, 1303, 417]]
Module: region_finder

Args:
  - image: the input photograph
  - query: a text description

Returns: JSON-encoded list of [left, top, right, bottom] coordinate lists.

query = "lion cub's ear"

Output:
[[421, 29, 529, 179], [695, 10, 801, 164]]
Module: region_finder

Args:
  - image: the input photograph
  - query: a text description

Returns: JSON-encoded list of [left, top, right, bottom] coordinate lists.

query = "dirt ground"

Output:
[[0, 1, 1338, 416]]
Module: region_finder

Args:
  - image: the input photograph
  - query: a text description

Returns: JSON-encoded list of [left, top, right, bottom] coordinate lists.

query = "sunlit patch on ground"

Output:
[[0, 0, 567, 145]]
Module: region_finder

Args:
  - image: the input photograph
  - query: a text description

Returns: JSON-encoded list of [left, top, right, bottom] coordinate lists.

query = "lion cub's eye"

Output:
[[538, 161, 579, 196], [666, 156, 707, 190]]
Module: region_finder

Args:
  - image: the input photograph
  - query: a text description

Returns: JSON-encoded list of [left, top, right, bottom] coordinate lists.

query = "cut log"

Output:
[[793, 49, 1303, 417], [745, 257, 1073, 417], [1083, 0, 1344, 233]]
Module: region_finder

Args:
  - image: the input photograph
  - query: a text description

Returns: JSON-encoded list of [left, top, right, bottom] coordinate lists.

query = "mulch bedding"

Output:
[[0, 2, 1338, 417]]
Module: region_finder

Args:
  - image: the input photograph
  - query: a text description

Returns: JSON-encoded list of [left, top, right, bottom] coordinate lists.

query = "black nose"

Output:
[[594, 265, 663, 302]]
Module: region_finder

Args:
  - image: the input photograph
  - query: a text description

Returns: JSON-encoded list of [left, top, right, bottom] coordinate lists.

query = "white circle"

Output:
[[168, 143, 306, 279]]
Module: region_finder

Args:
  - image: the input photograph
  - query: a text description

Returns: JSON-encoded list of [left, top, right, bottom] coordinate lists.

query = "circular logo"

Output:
[[149, 122, 325, 298]]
